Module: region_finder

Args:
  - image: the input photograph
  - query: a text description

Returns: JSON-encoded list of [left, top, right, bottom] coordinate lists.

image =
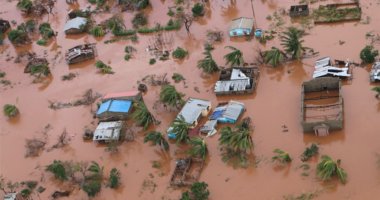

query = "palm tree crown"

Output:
[[188, 136, 208, 159], [280, 27, 310, 60], [197, 51, 220, 74], [372, 86, 380, 97], [160, 85, 185, 109], [316, 155, 347, 184], [223, 46, 244, 66], [264, 47, 287, 67], [218, 117, 254, 153], [271, 149, 292, 163], [168, 115, 191, 145], [143, 131, 169, 151], [132, 101, 156, 131]]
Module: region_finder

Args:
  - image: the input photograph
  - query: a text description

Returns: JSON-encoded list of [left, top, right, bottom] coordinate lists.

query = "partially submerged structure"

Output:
[[3, 193, 24, 200], [24, 58, 48, 73], [167, 98, 211, 138], [93, 121, 124, 141], [97, 99, 133, 121], [313, 57, 352, 79], [209, 101, 245, 124], [214, 67, 259, 96], [229, 17, 254, 37], [63, 17, 87, 34], [65, 44, 97, 64], [0, 19, 10, 33], [314, 3, 361, 24], [370, 62, 380, 82], [170, 157, 205, 187], [289, 5, 309, 17], [101, 91, 142, 103], [200, 120, 218, 137], [300, 77, 343, 136]]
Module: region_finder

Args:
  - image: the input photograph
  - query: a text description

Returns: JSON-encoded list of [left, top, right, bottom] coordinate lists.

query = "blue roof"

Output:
[[97, 100, 132, 114]]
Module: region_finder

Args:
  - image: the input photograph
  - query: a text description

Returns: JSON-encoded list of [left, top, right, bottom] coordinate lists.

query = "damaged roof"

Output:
[[93, 121, 123, 141], [63, 17, 87, 31], [214, 68, 251, 92], [177, 98, 211, 124], [229, 17, 254, 30], [313, 57, 351, 78]]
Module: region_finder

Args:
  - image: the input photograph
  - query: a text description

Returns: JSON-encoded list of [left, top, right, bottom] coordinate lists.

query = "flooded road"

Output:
[[0, 0, 380, 199]]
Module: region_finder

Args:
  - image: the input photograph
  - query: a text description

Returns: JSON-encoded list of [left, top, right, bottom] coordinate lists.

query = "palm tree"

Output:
[[264, 47, 287, 67], [188, 137, 208, 159], [224, 46, 244, 66], [106, 15, 125, 33], [91, 26, 104, 37], [131, 101, 156, 131], [218, 119, 254, 153], [316, 155, 347, 184], [372, 86, 380, 97], [143, 131, 169, 151], [280, 27, 310, 60], [88, 161, 104, 180], [8, 30, 29, 44], [30, 64, 50, 79], [17, 0, 32, 12], [38, 23, 55, 38], [3, 104, 19, 118], [168, 115, 191, 145], [271, 149, 292, 163], [197, 51, 220, 74], [160, 85, 185, 109]]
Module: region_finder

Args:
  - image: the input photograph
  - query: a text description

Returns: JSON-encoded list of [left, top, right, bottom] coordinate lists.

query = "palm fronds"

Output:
[[91, 26, 104, 37], [94, 60, 115, 74], [3, 104, 19, 118], [264, 47, 287, 67], [38, 23, 55, 38], [316, 155, 347, 184], [106, 15, 125, 33], [88, 161, 104, 180], [17, 0, 32, 11], [372, 86, 380, 97], [143, 131, 169, 151], [223, 46, 244, 66], [131, 101, 156, 131], [218, 118, 254, 153], [8, 30, 29, 44], [30, 64, 50, 79], [271, 149, 292, 163], [172, 73, 185, 82], [197, 51, 220, 74], [45, 160, 67, 181], [169, 115, 191, 145], [280, 27, 310, 60], [172, 47, 188, 59], [159, 85, 185, 109], [188, 137, 207, 159]]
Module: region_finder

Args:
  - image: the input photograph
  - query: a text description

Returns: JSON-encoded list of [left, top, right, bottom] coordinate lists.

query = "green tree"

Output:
[[179, 191, 192, 200], [106, 15, 125, 33], [360, 45, 379, 63], [159, 85, 185, 109], [271, 149, 292, 163], [7, 29, 29, 44], [143, 131, 169, 151], [223, 46, 244, 66], [172, 47, 189, 59], [30, 64, 50, 79], [372, 86, 380, 97], [3, 104, 19, 118], [45, 160, 68, 181], [38, 23, 55, 38], [132, 101, 156, 131], [197, 51, 219, 74], [168, 115, 191, 145], [94, 60, 114, 74], [109, 168, 121, 189], [16, 0, 32, 12], [188, 137, 207, 159], [87, 161, 104, 180], [180, 182, 210, 200], [191, 3, 204, 16], [218, 118, 254, 153], [91, 26, 104, 37], [83, 181, 101, 197], [316, 155, 347, 184], [264, 47, 287, 67], [280, 27, 309, 60]]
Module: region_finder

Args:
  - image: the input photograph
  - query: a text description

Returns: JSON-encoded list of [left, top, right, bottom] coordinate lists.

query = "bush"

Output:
[[266, 15, 272, 20], [124, 54, 131, 60], [83, 181, 101, 197], [105, 5, 110, 11], [177, 6, 183, 11], [360, 45, 379, 63], [167, 19, 174, 26], [0, 71, 5, 77], [149, 58, 156, 64], [168, 8, 174, 16], [21, 189, 31, 198], [8, 30, 27, 44], [164, 19, 181, 31], [91, 26, 104, 37], [109, 168, 121, 189], [45, 160, 67, 181], [39, 23, 54, 38], [124, 46, 136, 53], [89, 0, 96, 3], [3, 104, 19, 118], [172, 73, 185, 82], [172, 47, 188, 59], [138, 27, 160, 33], [192, 3, 204, 16], [180, 182, 210, 200], [113, 29, 135, 36], [36, 39, 47, 46], [204, 43, 214, 51]]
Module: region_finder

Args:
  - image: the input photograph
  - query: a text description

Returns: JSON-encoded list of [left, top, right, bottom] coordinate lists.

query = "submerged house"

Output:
[[0, 19, 10, 34], [214, 67, 259, 96], [209, 100, 245, 124], [313, 57, 351, 79], [167, 98, 211, 138], [300, 77, 343, 136], [229, 17, 254, 37], [24, 58, 48, 73], [289, 5, 309, 17], [63, 17, 87, 34], [65, 44, 96, 64], [3, 193, 24, 200], [93, 121, 124, 141], [101, 91, 142, 103], [370, 62, 380, 82], [97, 99, 133, 121], [170, 157, 205, 187]]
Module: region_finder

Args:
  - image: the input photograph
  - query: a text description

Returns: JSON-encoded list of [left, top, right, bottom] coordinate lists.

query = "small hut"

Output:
[[24, 58, 49, 73], [0, 19, 10, 33], [63, 17, 87, 34], [289, 5, 309, 17], [65, 44, 96, 64], [229, 17, 254, 37], [97, 99, 133, 121], [370, 62, 380, 82]]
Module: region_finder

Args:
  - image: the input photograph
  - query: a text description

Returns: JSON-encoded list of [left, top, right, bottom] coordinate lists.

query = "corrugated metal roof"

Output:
[[315, 57, 330, 69], [103, 91, 140, 99], [370, 69, 380, 81], [214, 79, 250, 92], [229, 17, 254, 31], [231, 68, 249, 80], [200, 120, 217, 133], [177, 98, 211, 124], [63, 17, 87, 32], [224, 101, 244, 121], [313, 66, 351, 78], [94, 121, 123, 141]]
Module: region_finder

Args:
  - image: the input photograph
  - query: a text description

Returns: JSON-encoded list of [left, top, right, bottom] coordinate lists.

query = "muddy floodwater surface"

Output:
[[1, 0, 380, 199]]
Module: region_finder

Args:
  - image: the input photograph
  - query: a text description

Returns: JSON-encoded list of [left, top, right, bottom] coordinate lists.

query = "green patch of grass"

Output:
[[124, 54, 131, 60], [36, 39, 47, 46], [283, 188, 325, 200], [266, 15, 272, 20], [149, 59, 156, 65]]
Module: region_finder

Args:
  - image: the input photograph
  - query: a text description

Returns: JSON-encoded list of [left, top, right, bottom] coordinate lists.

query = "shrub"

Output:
[[172, 47, 188, 59], [168, 8, 174, 16], [175, 0, 184, 4], [172, 73, 185, 82], [21, 189, 31, 198], [94, 60, 115, 74], [8, 30, 28, 44], [138, 27, 160, 33], [124, 46, 136, 53], [36, 39, 47, 46], [124, 54, 131, 60], [3, 104, 19, 118], [164, 19, 181, 31], [180, 182, 210, 200], [204, 43, 214, 51], [113, 29, 135, 36], [177, 6, 183, 11], [149, 59, 156, 64], [39, 23, 54, 38], [105, 5, 110, 11], [266, 15, 272, 20], [83, 181, 101, 197], [192, 3, 204, 16], [91, 26, 104, 37], [45, 160, 67, 181], [132, 11, 148, 28], [167, 19, 174, 26], [109, 168, 121, 189], [0, 71, 5, 77], [360, 45, 379, 63], [89, 0, 96, 3], [30, 64, 50, 78]]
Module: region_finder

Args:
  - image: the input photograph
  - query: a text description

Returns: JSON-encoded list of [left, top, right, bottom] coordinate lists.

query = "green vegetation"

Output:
[[175, 0, 184, 4], [264, 47, 287, 67], [21, 188, 31, 198], [132, 11, 148, 28], [192, 3, 204, 16], [372, 86, 380, 98], [314, 5, 361, 23], [3, 104, 19, 118], [88, 161, 104, 180], [219, 117, 254, 153], [172, 73, 185, 82], [172, 47, 189, 59], [39, 23, 55, 38], [138, 27, 160, 33], [143, 131, 169, 151], [197, 51, 220, 74], [132, 101, 156, 131], [159, 85, 185, 109], [83, 181, 101, 197], [134, 0, 151, 10], [168, 8, 174, 16], [177, 6, 184, 12], [360, 45, 379, 63], [125, 46, 137, 53], [36, 39, 47, 46], [8, 30, 29, 44], [316, 155, 347, 184], [106, 15, 125, 33], [124, 54, 131, 60], [300, 164, 310, 170], [303, 143, 319, 157], [114, 29, 136, 36], [224, 46, 244, 66], [149, 58, 156, 64], [188, 137, 207, 159], [0, 71, 5, 78], [91, 26, 105, 37], [168, 115, 191, 145], [283, 188, 326, 200], [204, 43, 214, 51], [272, 149, 292, 163], [109, 168, 121, 189], [94, 60, 114, 74], [16, 0, 32, 11], [30, 64, 50, 79], [45, 160, 68, 181], [180, 182, 210, 200], [280, 27, 310, 60], [266, 15, 272, 20]]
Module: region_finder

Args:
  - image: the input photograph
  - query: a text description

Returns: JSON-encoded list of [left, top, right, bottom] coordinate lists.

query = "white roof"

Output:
[[372, 62, 380, 69], [370, 69, 380, 81], [231, 68, 249, 80], [229, 17, 254, 30], [214, 79, 250, 92], [315, 57, 330, 69], [93, 121, 123, 141], [177, 98, 211, 124], [63, 17, 87, 32], [224, 101, 244, 121], [313, 57, 351, 78]]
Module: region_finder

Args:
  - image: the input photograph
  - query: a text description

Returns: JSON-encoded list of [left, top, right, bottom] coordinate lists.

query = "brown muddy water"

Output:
[[1, 0, 380, 199]]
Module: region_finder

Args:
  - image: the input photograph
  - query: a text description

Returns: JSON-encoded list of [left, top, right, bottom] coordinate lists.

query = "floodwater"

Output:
[[0, 0, 380, 199]]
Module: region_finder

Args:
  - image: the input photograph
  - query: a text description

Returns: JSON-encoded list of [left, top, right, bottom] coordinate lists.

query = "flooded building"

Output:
[[214, 67, 259, 96], [93, 121, 124, 141], [313, 57, 351, 79], [370, 62, 380, 82], [229, 17, 254, 37], [0, 19, 10, 34], [167, 98, 211, 138], [289, 5, 309, 17], [65, 44, 96, 64], [97, 99, 133, 121], [63, 17, 87, 34], [3, 193, 23, 200], [101, 91, 142, 103], [209, 100, 245, 124], [170, 157, 205, 187], [24, 58, 49, 73], [300, 77, 343, 136]]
